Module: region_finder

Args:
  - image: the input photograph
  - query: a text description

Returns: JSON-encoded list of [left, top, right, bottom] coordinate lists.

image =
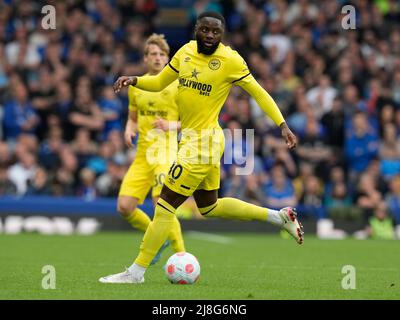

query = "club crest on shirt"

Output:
[[208, 58, 221, 70]]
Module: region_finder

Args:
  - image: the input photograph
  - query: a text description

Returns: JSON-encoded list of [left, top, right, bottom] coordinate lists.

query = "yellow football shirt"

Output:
[[135, 40, 285, 134], [128, 77, 179, 159], [169, 40, 253, 132]]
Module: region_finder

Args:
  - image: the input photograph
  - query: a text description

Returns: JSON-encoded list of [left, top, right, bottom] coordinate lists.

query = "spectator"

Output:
[[287, 95, 311, 136], [38, 127, 63, 171], [325, 182, 352, 210], [68, 90, 104, 140], [263, 163, 297, 210], [0, 166, 17, 196], [26, 167, 51, 196], [5, 25, 40, 69], [3, 83, 39, 142], [7, 150, 37, 195], [261, 20, 291, 66], [30, 66, 57, 140], [366, 202, 395, 240], [298, 175, 326, 220], [305, 75, 337, 119], [53, 147, 78, 196], [321, 97, 345, 149], [223, 165, 245, 199], [386, 175, 400, 226], [97, 86, 123, 140], [354, 173, 382, 220], [345, 112, 379, 179], [0, 44, 9, 95], [238, 174, 265, 207], [96, 159, 125, 197], [324, 166, 351, 201], [378, 104, 396, 137], [70, 128, 98, 169], [87, 141, 114, 175], [293, 161, 315, 199], [342, 85, 367, 116], [295, 116, 332, 175], [366, 158, 388, 195], [77, 168, 98, 201], [0, 141, 11, 167], [379, 123, 400, 180], [55, 82, 74, 140]]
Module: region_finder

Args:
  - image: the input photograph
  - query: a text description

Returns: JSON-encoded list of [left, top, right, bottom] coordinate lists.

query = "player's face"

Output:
[[195, 17, 224, 55], [144, 44, 169, 74]]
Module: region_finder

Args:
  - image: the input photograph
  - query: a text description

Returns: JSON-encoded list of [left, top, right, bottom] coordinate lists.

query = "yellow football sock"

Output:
[[168, 216, 185, 252], [198, 198, 268, 221], [134, 198, 176, 268], [124, 206, 185, 252], [124, 208, 151, 232]]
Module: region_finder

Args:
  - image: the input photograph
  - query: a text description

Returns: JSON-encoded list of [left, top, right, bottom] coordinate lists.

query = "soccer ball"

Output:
[[164, 252, 200, 284]]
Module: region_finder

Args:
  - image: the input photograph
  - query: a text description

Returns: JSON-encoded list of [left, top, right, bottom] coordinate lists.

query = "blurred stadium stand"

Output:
[[1, 0, 400, 239]]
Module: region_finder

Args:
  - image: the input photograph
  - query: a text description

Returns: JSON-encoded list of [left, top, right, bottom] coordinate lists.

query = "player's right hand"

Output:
[[113, 76, 134, 93], [124, 130, 136, 148]]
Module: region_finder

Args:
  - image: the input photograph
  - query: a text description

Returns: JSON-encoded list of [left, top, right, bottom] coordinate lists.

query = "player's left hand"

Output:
[[153, 117, 170, 132], [113, 76, 136, 93], [280, 122, 297, 150]]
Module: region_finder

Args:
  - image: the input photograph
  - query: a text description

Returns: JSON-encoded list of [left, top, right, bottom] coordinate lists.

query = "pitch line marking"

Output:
[[186, 231, 234, 244]]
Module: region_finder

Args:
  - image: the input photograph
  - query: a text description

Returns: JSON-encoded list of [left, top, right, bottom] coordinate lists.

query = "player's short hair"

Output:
[[197, 11, 225, 26], [144, 33, 170, 56]]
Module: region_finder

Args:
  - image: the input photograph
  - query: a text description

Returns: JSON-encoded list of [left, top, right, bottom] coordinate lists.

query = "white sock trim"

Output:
[[128, 263, 146, 279], [266, 209, 283, 227]]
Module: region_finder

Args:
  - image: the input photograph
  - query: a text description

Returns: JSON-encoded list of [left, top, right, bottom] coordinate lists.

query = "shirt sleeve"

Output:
[[135, 65, 178, 92], [128, 86, 137, 112], [227, 50, 252, 85], [238, 76, 285, 127], [168, 45, 182, 73]]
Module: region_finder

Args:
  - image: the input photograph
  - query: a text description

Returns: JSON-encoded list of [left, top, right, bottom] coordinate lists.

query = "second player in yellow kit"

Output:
[[99, 35, 185, 283], [119, 78, 179, 202]]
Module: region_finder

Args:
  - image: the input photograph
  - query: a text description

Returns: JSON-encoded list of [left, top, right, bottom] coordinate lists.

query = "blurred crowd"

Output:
[[1, 0, 400, 238]]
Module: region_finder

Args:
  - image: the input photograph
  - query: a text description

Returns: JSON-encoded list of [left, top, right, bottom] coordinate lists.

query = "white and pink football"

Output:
[[164, 252, 201, 284]]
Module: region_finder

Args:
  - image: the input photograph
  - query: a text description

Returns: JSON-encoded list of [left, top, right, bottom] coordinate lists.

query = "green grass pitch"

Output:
[[1, 232, 399, 299]]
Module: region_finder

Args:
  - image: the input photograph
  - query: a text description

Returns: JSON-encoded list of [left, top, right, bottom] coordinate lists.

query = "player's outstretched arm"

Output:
[[239, 77, 297, 150], [113, 64, 178, 93]]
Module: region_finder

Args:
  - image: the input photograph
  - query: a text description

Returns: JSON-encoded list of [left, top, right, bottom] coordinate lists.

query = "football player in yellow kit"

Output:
[[99, 34, 185, 283], [107, 12, 304, 283]]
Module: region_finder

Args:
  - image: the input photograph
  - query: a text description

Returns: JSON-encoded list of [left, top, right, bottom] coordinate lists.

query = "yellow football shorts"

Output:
[[164, 128, 225, 197], [119, 154, 171, 204]]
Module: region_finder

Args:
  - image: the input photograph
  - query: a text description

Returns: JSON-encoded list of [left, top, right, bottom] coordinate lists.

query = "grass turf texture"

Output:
[[1, 232, 399, 300]]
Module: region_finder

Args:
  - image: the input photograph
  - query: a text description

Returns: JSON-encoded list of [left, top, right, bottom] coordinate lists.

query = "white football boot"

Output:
[[279, 207, 304, 244], [99, 268, 144, 284]]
